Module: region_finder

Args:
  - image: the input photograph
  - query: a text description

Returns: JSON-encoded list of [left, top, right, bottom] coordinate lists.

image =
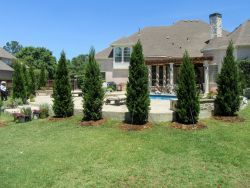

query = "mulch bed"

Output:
[[213, 115, 245, 123], [120, 122, 152, 131], [171, 122, 207, 130], [80, 118, 107, 126], [0, 121, 7, 128]]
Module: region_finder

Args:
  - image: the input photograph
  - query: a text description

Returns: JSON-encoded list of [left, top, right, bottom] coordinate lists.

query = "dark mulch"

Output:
[[0, 121, 7, 128], [120, 122, 152, 131], [213, 115, 245, 123], [171, 122, 207, 130], [80, 118, 107, 126]]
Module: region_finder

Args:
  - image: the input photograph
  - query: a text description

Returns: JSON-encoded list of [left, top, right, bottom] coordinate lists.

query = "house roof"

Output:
[[0, 60, 14, 71], [96, 20, 228, 59], [202, 20, 250, 51], [0, 47, 16, 59]]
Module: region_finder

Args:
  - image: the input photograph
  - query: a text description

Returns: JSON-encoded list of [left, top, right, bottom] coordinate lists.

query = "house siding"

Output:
[[236, 46, 250, 60], [98, 59, 129, 84], [0, 70, 13, 80]]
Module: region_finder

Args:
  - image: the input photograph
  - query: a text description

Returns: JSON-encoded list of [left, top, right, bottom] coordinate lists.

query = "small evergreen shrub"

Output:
[[215, 41, 241, 116], [29, 94, 35, 102], [39, 104, 49, 118], [175, 51, 200, 124], [126, 40, 150, 125], [82, 48, 104, 121], [53, 51, 74, 117]]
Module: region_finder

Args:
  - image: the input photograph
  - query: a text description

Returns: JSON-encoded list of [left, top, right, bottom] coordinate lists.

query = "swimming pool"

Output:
[[150, 94, 177, 100]]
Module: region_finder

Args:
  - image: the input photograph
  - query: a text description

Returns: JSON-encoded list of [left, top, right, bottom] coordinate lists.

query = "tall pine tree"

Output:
[[29, 65, 36, 95], [215, 41, 241, 116], [39, 63, 46, 89], [175, 51, 200, 124], [53, 51, 74, 117], [22, 64, 30, 97], [126, 40, 150, 125], [12, 60, 27, 103], [82, 48, 104, 121]]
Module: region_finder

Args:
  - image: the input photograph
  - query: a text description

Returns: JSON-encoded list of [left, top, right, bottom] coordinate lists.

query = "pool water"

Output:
[[150, 94, 177, 100]]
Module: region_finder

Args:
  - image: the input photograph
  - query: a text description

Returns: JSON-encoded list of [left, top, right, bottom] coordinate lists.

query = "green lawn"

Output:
[[0, 106, 250, 188]]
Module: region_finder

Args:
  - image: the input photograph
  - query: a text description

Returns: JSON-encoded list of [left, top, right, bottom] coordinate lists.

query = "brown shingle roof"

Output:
[[0, 48, 16, 59], [202, 20, 250, 51], [0, 60, 14, 71], [96, 20, 228, 59]]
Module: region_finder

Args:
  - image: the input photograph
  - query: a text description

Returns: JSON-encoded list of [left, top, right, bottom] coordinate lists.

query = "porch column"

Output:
[[163, 65, 167, 87], [148, 65, 152, 87], [169, 63, 174, 85], [203, 61, 209, 94], [156, 65, 159, 86]]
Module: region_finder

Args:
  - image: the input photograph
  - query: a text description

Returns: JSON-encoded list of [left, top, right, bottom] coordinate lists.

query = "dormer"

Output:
[[112, 45, 132, 69]]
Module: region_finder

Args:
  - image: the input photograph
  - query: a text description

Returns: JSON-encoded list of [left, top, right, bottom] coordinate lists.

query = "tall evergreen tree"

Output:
[[12, 60, 27, 103], [53, 51, 74, 117], [29, 65, 36, 95], [82, 48, 104, 121], [126, 40, 150, 125], [22, 64, 30, 97], [176, 51, 200, 124], [215, 41, 241, 116], [39, 63, 46, 89]]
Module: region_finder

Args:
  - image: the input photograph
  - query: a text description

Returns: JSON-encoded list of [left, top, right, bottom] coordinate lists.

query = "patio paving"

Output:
[[31, 95, 172, 114]]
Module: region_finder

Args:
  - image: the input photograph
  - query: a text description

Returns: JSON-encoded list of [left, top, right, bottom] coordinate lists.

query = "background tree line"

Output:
[[3, 41, 88, 89]]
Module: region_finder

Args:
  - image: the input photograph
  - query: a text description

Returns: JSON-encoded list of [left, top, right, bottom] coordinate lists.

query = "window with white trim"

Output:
[[209, 65, 218, 83], [124, 47, 131, 62], [114, 47, 131, 63], [114, 47, 122, 63]]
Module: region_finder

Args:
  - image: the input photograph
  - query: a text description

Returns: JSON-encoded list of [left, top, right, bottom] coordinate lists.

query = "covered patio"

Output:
[[145, 56, 213, 94]]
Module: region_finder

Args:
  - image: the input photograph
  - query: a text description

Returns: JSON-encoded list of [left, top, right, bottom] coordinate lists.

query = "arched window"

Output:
[[124, 47, 131, 62], [115, 47, 122, 63]]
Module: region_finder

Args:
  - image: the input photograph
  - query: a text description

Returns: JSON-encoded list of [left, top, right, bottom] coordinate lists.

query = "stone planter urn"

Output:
[[33, 110, 40, 120]]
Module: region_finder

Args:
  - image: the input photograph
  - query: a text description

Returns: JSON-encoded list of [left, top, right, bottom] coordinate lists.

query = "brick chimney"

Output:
[[209, 13, 222, 39]]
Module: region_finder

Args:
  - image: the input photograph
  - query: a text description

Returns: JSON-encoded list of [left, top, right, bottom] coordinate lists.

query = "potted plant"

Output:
[[21, 107, 32, 121], [33, 109, 40, 119]]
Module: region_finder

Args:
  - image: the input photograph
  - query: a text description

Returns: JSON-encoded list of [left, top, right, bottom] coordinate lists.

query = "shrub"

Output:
[[39, 104, 49, 118], [207, 91, 217, 99], [21, 107, 32, 120], [12, 60, 27, 103], [29, 66, 36, 95], [29, 94, 35, 102], [53, 51, 74, 117], [238, 60, 250, 89], [0, 99, 3, 115], [22, 64, 30, 97], [82, 48, 104, 121], [126, 40, 150, 125], [215, 41, 241, 116], [13, 98, 24, 107], [39, 63, 47, 89], [175, 51, 200, 124]]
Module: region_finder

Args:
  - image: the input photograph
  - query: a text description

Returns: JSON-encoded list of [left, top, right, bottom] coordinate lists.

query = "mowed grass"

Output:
[[0, 105, 250, 188]]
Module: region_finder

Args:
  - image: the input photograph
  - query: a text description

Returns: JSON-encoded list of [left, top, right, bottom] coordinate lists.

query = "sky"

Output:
[[0, 0, 249, 60]]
